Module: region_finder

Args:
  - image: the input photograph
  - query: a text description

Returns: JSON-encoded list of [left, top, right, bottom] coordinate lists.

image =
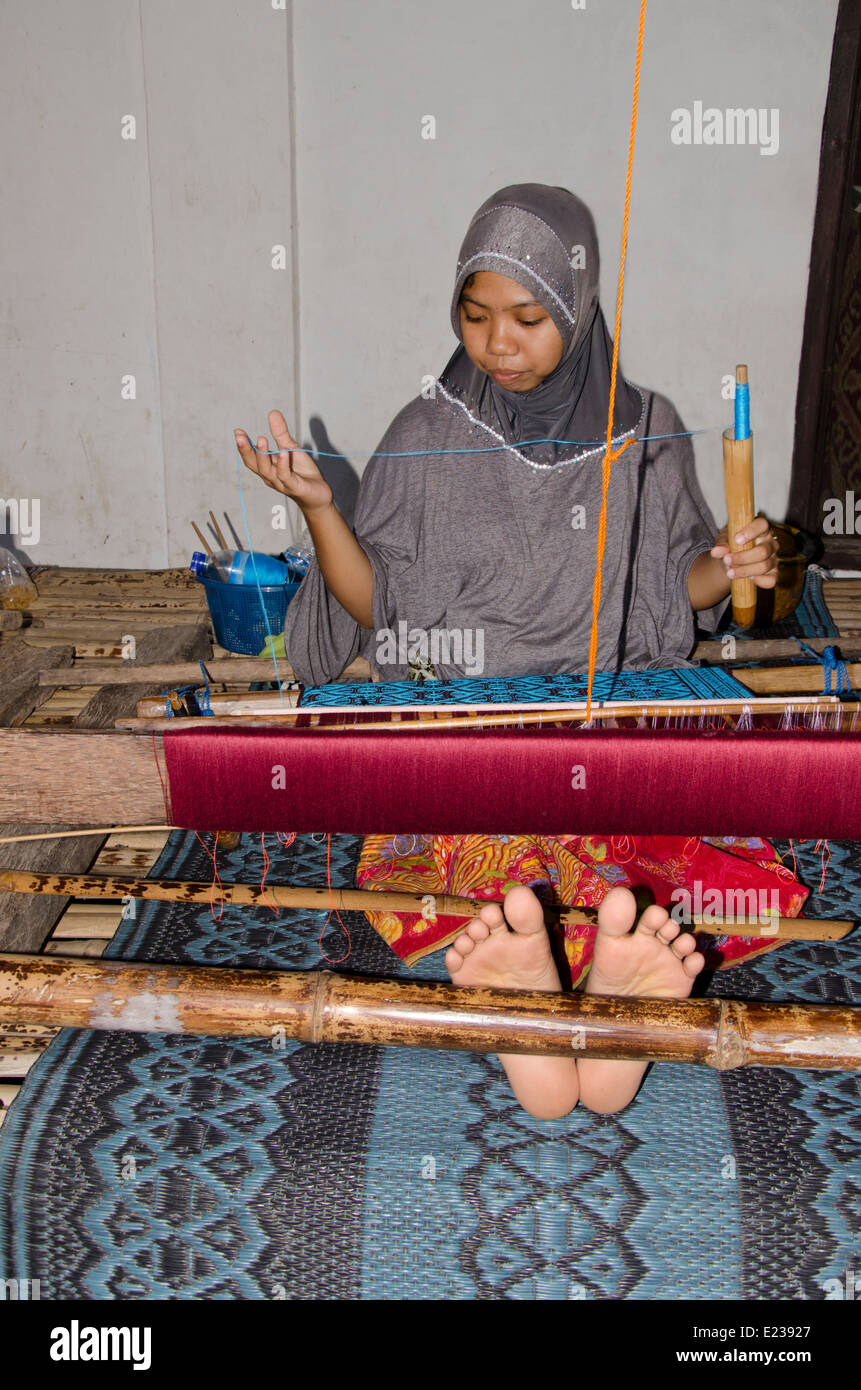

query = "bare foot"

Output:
[[445, 885, 580, 1120], [588, 885, 705, 1000], [578, 885, 706, 1113], [444, 883, 707, 1120]]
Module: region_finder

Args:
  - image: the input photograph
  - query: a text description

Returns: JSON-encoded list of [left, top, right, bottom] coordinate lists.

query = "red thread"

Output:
[[815, 839, 831, 895], [778, 839, 798, 878], [151, 732, 171, 822], [318, 833, 352, 965], [259, 832, 280, 915], [611, 835, 636, 865], [194, 830, 224, 920]]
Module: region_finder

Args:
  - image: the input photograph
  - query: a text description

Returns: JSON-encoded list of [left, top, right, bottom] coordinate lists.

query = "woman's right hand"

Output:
[[234, 410, 333, 515]]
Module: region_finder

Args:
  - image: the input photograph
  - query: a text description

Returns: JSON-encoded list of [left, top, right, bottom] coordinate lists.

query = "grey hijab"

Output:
[[439, 183, 642, 466]]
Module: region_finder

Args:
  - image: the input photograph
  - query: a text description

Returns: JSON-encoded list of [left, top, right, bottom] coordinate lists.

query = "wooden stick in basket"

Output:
[[191, 522, 213, 556]]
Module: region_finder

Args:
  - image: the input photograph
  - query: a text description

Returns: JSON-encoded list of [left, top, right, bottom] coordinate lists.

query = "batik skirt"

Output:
[[356, 833, 808, 983]]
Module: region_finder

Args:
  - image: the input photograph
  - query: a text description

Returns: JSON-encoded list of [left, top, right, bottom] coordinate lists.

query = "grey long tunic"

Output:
[[284, 383, 725, 685]]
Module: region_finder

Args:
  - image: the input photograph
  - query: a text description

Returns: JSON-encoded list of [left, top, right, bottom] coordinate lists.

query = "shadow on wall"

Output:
[[306, 416, 360, 527]]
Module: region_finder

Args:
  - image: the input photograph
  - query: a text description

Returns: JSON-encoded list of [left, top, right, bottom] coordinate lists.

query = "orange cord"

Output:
[[193, 830, 224, 921], [586, 0, 647, 720], [815, 839, 832, 895], [318, 833, 352, 964], [259, 832, 279, 914]]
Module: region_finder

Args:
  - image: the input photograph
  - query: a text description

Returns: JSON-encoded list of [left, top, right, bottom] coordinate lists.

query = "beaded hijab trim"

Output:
[[434, 378, 646, 473], [456, 250, 577, 328]]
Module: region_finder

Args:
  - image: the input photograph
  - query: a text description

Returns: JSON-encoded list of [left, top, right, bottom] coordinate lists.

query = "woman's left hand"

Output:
[[710, 516, 779, 589]]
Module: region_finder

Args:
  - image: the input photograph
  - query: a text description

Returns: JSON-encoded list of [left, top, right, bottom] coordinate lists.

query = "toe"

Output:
[[502, 884, 546, 936], [477, 903, 505, 931], [683, 950, 706, 978], [452, 930, 477, 957], [467, 917, 492, 942], [444, 946, 463, 973], [596, 885, 638, 937], [633, 904, 673, 937], [671, 932, 696, 958]]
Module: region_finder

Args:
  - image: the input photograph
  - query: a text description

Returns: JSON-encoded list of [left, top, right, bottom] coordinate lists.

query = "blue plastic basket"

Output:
[[199, 578, 300, 655]]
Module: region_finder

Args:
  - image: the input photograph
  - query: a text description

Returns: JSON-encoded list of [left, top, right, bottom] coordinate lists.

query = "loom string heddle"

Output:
[[252, 829, 351, 961], [160, 664, 216, 719], [793, 638, 851, 696]]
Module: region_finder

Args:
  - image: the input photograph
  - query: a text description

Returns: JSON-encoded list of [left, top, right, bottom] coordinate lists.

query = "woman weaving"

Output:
[[235, 183, 801, 1119]]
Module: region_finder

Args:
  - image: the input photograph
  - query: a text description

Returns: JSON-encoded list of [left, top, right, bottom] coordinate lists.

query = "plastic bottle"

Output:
[[280, 546, 312, 582], [0, 548, 38, 609], [189, 550, 292, 586]]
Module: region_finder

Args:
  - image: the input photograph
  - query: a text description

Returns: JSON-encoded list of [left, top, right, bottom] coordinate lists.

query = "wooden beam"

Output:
[[0, 638, 74, 725], [71, 623, 211, 727], [693, 637, 861, 663], [0, 954, 858, 1070], [114, 695, 861, 734], [0, 824, 108, 953], [0, 590, 209, 952], [0, 732, 166, 825], [135, 689, 301, 716], [28, 597, 206, 614], [38, 656, 373, 688], [732, 663, 861, 695], [28, 565, 201, 593]]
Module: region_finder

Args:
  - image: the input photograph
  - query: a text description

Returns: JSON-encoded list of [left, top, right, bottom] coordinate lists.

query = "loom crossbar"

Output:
[[2, 725, 861, 836], [0, 954, 857, 1071], [0, 871, 852, 940]]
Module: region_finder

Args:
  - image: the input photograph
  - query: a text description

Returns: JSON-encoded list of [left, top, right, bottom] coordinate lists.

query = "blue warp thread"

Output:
[[196, 661, 214, 715], [794, 639, 850, 695], [159, 670, 216, 718], [734, 383, 750, 442], [230, 418, 727, 693]]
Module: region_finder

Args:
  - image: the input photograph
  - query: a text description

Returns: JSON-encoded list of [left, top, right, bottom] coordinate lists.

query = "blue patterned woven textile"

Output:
[[0, 833, 857, 1300], [300, 666, 752, 708], [719, 565, 839, 643]]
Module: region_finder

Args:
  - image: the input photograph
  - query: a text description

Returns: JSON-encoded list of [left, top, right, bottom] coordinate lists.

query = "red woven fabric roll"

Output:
[[161, 726, 861, 838]]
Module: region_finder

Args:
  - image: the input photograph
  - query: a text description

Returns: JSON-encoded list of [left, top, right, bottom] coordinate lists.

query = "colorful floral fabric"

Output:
[[357, 833, 808, 982]]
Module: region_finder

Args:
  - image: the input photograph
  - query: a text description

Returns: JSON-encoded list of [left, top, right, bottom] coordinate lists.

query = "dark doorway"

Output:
[[787, 0, 861, 566]]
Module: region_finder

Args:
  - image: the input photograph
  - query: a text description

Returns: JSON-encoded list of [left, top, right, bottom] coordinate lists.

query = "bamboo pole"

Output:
[[0, 952, 857, 1070], [115, 694, 861, 734], [723, 365, 757, 628], [136, 689, 301, 717], [0, 870, 851, 940]]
